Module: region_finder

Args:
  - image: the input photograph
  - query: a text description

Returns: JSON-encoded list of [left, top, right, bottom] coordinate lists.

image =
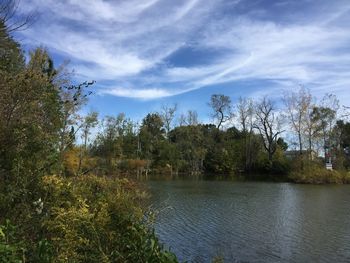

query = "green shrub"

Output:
[[0, 174, 178, 262], [0, 220, 24, 263], [40, 175, 178, 263], [289, 160, 350, 184]]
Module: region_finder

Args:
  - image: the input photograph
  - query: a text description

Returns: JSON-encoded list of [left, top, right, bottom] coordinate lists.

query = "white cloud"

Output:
[[17, 0, 350, 103], [20, 0, 161, 23], [19, 0, 216, 78], [102, 87, 173, 100], [157, 15, 350, 103]]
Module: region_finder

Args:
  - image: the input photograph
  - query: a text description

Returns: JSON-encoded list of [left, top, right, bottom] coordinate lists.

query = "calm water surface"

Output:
[[144, 177, 350, 263]]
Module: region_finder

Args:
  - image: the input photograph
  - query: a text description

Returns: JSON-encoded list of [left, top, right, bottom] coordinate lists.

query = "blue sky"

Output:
[[16, 0, 350, 123]]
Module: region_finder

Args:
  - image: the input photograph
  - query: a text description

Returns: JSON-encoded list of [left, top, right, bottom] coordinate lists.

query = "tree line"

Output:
[[64, 88, 350, 183]]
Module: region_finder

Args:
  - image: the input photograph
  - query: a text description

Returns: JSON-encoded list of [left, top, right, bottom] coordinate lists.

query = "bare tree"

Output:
[[208, 94, 234, 129], [340, 106, 350, 121], [187, 110, 199, 126], [178, 113, 187, 127], [238, 97, 254, 133], [160, 103, 177, 138], [178, 110, 199, 126], [237, 97, 254, 171], [283, 87, 312, 155], [0, 0, 35, 33], [254, 97, 284, 163]]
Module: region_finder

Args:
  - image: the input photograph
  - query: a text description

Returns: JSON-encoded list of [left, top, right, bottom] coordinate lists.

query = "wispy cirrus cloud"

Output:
[[17, 0, 350, 103], [101, 87, 173, 100]]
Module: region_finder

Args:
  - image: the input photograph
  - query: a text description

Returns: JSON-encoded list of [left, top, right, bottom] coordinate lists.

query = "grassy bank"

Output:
[[289, 168, 350, 184]]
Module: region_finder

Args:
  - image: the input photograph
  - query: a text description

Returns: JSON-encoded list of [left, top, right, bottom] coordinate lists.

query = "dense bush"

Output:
[[0, 220, 25, 263], [1, 175, 178, 262], [40, 175, 177, 262]]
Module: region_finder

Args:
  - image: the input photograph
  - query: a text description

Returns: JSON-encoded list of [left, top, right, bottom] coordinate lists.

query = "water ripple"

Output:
[[146, 180, 350, 263]]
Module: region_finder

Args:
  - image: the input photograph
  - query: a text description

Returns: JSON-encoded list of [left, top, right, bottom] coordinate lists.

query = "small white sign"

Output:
[[326, 163, 333, 170]]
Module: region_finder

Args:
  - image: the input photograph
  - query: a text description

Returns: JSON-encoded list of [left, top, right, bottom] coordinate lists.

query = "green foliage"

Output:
[[169, 125, 206, 174], [334, 120, 350, 170], [0, 175, 178, 263], [139, 113, 165, 160], [203, 126, 238, 174], [212, 256, 224, 263], [0, 46, 63, 224], [270, 149, 290, 177], [0, 21, 25, 73], [0, 220, 24, 263], [277, 138, 288, 151], [32, 239, 54, 263], [91, 114, 138, 175], [40, 175, 178, 263], [152, 141, 181, 174], [289, 159, 350, 184]]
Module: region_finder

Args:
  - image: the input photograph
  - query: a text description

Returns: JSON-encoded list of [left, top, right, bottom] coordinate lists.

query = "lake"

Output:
[[143, 177, 350, 263]]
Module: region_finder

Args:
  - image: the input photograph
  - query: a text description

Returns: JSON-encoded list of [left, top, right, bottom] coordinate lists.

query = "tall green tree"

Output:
[[139, 113, 165, 160], [0, 47, 63, 227], [169, 125, 206, 174], [311, 94, 339, 163]]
